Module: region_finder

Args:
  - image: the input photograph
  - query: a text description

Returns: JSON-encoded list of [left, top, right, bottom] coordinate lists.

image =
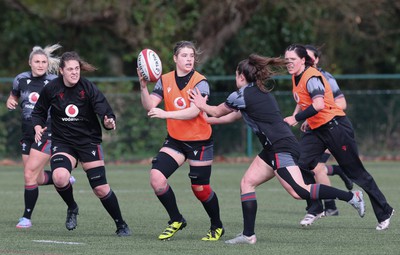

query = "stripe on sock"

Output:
[[241, 192, 256, 202], [326, 165, 334, 175], [310, 184, 320, 200], [25, 185, 38, 190]]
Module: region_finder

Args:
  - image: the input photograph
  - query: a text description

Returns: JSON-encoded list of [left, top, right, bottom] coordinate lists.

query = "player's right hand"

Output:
[[6, 97, 18, 110], [34, 126, 47, 143], [137, 68, 148, 90]]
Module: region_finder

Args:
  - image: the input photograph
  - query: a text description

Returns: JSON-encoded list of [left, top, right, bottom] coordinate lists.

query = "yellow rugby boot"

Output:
[[201, 227, 224, 241], [158, 218, 187, 240]]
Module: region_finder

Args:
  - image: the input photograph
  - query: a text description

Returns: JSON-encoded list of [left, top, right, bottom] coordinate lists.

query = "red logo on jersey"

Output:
[[79, 90, 85, 99], [65, 104, 79, 117], [28, 92, 40, 104], [174, 97, 187, 109], [59, 92, 64, 100]]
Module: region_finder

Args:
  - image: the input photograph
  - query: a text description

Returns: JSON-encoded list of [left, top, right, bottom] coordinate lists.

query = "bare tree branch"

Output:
[[4, 0, 260, 59], [194, 0, 261, 63]]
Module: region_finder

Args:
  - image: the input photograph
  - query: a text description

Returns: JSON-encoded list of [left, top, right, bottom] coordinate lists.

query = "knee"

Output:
[[150, 169, 168, 191], [93, 184, 110, 198], [313, 163, 326, 175], [188, 165, 213, 202], [52, 169, 70, 187], [353, 171, 374, 186], [23, 168, 36, 182], [277, 167, 310, 200], [240, 175, 253, 191], [192, 184, 213, 202], [280, 181, 303, 200], [298, 158, 318, 172], [288, 188, 309, 200]]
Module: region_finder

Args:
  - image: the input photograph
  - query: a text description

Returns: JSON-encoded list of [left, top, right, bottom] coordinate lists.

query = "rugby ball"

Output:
[[137, 49, 162, 82]]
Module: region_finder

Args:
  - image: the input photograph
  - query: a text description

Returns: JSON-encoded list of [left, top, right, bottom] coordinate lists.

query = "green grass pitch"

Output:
[[0, 161, 398, 255]]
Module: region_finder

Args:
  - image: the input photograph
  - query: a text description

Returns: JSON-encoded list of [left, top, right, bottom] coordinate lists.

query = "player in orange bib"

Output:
[[138, 41, 223, 241], [304, 45, 354, 219], [284, 44, 394, 230]]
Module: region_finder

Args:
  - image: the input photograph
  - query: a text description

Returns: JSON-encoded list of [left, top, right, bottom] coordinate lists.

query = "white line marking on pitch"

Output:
[[33, 240, 85, 245]]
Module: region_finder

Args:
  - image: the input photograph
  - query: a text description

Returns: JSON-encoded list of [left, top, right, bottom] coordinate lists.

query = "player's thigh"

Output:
[[159, 147, 186, 166], [81, 160, 104, 170], [25, 148, 50, 173], [242, 156, 275, 188]]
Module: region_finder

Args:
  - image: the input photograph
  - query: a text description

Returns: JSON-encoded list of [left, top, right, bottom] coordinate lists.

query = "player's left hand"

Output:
[[300, 121, 310, 132], [189, 87, 207, 111], [148, 107, 166, 119], [104, 116, 116, 130], [284, 116, 298, 126]]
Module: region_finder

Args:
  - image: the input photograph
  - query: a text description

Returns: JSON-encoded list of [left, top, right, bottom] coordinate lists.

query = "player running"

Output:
[[190, 53, 365, 244], [7, 44, 76, 229], [31, 51, 131, 236], [284, 44, 394, 231]]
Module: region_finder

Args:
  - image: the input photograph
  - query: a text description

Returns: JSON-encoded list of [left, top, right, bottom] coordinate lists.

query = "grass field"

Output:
[[0, 161, 398, 255]]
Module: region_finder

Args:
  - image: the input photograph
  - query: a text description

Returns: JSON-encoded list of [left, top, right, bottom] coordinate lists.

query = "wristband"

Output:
[[295, 105, 318, 122]]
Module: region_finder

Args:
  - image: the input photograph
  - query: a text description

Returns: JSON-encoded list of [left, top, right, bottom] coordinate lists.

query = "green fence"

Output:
[[0, 76, 399, 161], [209, 90, 400, 159]]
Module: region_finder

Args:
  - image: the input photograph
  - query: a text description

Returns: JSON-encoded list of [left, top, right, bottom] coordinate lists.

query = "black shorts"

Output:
[[20, 134, 51, 155], [258, 136, 300, 170], [162, 135, 213, 161], [20, 119, 52, 155], [51, 142, 104, 163]]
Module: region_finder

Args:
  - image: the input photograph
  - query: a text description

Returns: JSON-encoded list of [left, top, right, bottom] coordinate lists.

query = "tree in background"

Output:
[[1, 0, 399, 89], [0, 0, 399, 160], [1, 0, 259, 79]]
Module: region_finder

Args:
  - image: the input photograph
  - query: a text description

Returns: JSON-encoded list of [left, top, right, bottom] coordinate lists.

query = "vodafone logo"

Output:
[[65, 104, 79, 117], [62, 104, 80, 121], [174, 97, 187, 109], [28, 92, 40, 104]]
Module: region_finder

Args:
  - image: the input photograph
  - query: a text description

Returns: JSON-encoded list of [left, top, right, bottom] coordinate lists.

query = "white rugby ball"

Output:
[[137, 49, 162, 82]]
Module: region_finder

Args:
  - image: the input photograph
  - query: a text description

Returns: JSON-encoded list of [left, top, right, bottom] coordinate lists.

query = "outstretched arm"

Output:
[[206, 111, 242, 125], [147, 103, 200, 120], [189, 87, 232, 117], [284, 104, 302, 126]]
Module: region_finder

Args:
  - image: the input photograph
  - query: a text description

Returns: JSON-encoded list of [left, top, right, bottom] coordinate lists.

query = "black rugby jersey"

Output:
[[225, 83, 295, 147], [32, 76, 115, 146], [12, 71, 56, 135]]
